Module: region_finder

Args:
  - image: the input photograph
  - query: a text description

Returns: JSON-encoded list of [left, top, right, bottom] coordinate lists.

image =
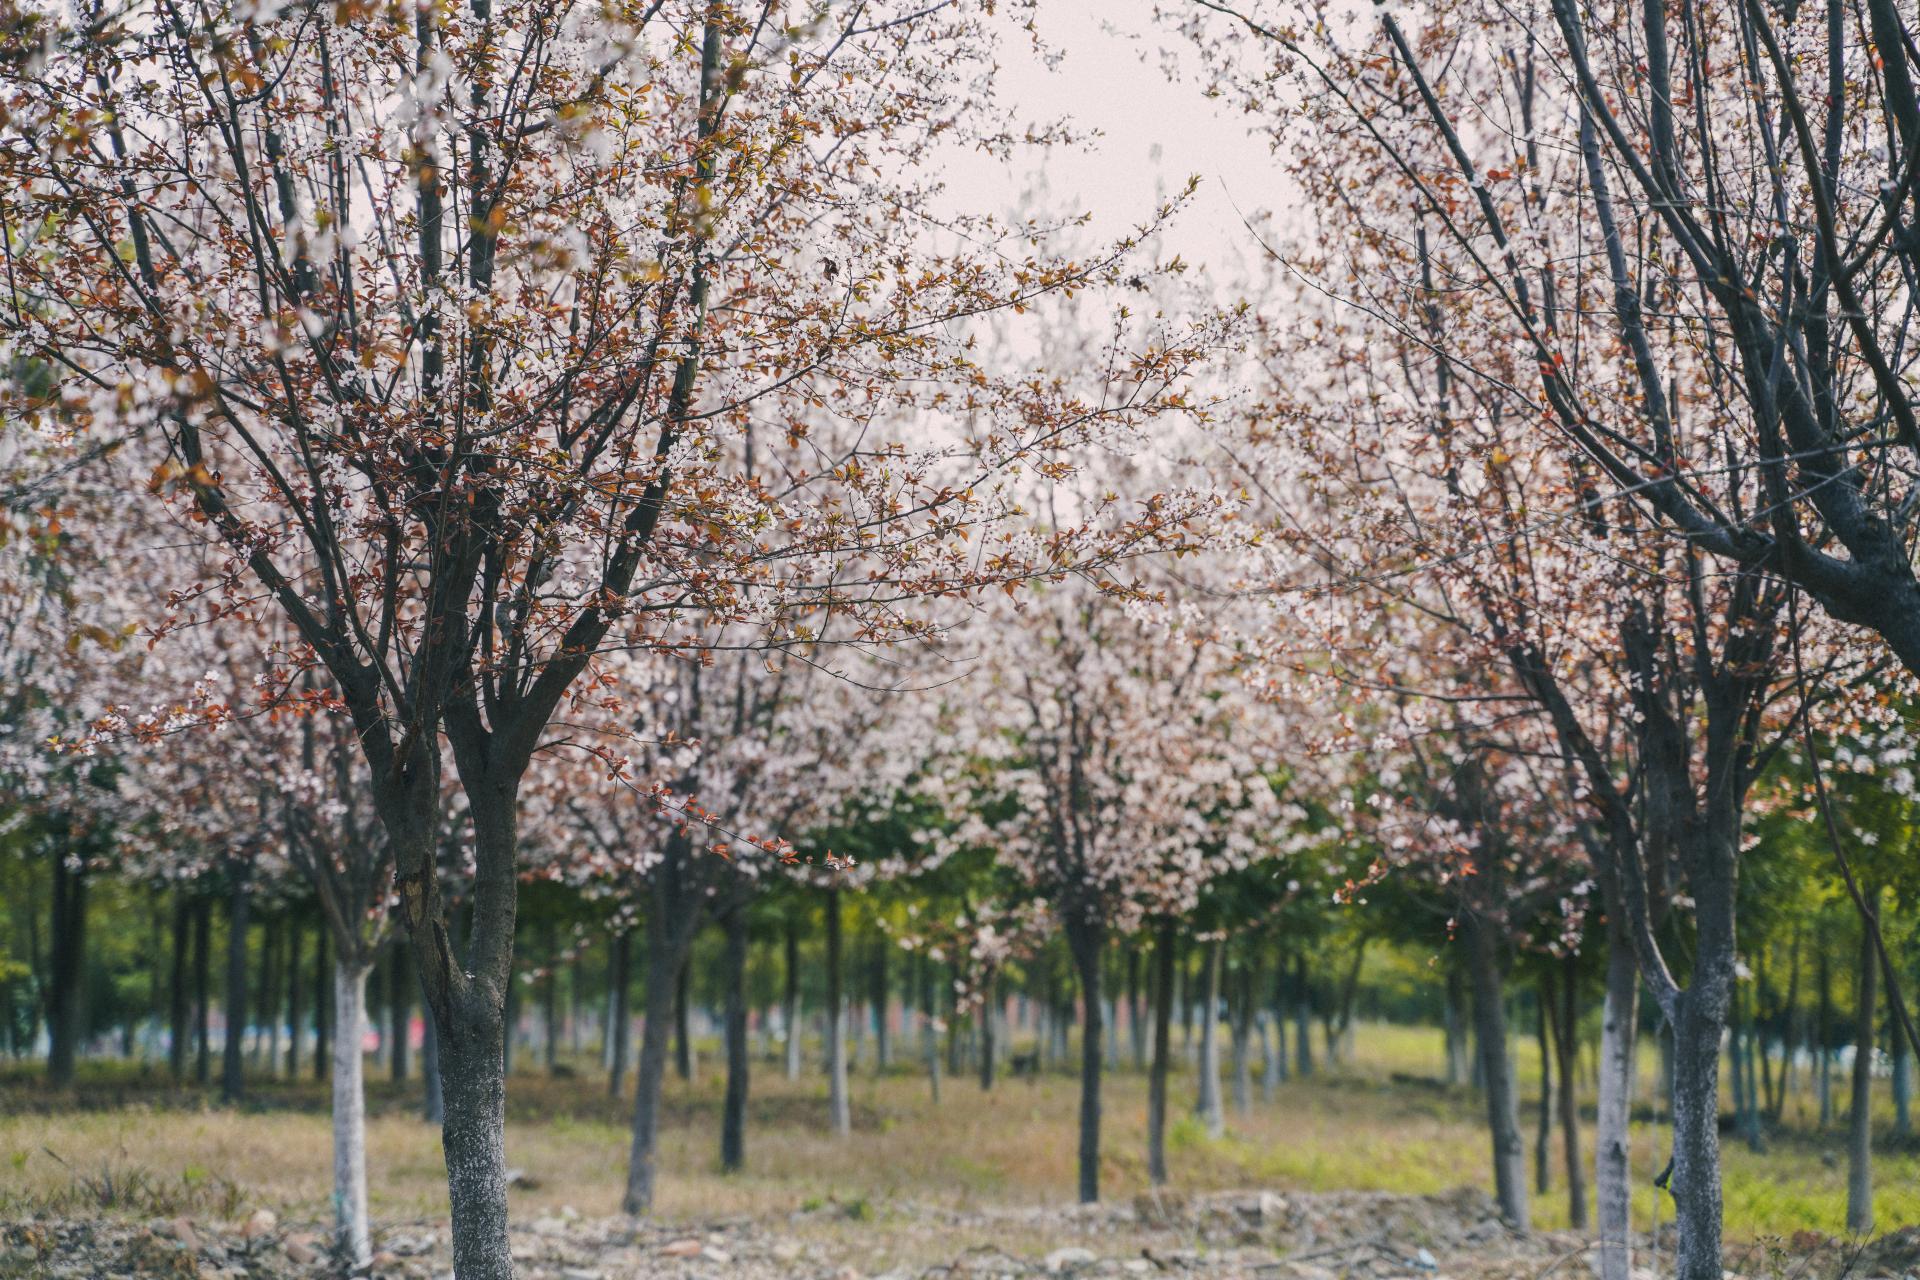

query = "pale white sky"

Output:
[[934, 0, 1295, 290]]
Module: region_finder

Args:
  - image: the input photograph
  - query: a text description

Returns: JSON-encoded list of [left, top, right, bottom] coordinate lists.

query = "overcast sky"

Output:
[[934, 1, 1294, 290]]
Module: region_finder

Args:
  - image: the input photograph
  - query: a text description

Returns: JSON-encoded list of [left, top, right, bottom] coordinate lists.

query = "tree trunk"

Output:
[[286, 920, 304, 1079], [194, 896, 212, 1087], [1445, 958, 1471, 1087], [1258, 1012, 1277, 1102], [1127, 947, 1146, 1071], [1195, 936, 1225, 1138], [1848, 910, 1876, 1235], [783, 919, 802, 1082], [602, 935, 619, 1074], [608, 931, 632, 1098], [870, 935, 890, 1073], [501, 957, 519, 1078], [312, 926, 330, 1083], [1594, 928, 1636, 1280], [1050, 917, 1096, 1203], [222, 867, 250, 1105], [1668, 983, 1729, 1280], [673, 960, 692, 1083], [721, 908, 750, 1173], [330, 958, 373, 1271], [435, 988, 512, 1280], [821, 887, 850, 1135], [1552, 956, 1586, 1229], [1819, 945, 1833, 1127], [1269, 958, 1290, 1087], [46, 849, 86, 1089], [543, 923, 560, 1075], [1535, 974, 1553, 1197], [1464, 915, 1528, 1230], [422, 985, 444, 1124], [1774, 931, 1800, 1124], [1740, 988, 1763, 1152], [921, 953, 941, 1103], [1147, 919, 1175, 1187], [977, 969, 997, 1092], [623, 922, 683, 1215], [1895, 1014, 1913, 1137], [1230, 960, 1253, 1117], [389, 943, 411, 1083], [1293, 954, 1313, 1078], [169, 892, 191, 1082], [257, 914, 277, 1072]]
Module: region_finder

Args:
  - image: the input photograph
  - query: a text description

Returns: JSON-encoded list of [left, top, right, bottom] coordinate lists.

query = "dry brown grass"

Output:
[[2, 1022, 1914, 1246]]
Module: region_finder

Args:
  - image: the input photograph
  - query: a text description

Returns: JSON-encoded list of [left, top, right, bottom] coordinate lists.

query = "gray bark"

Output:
[[1195, 937, 1224, 1138], [1594, 930, 1637, 1280], [721, 908, 749, 1173], [330, 959, 374, 1270], [221, 866, 250, 1105], [826, 887, 850, 1135], [1465, 917, 1528, 1230], [1147, 920, 1175, 1186], [1848, 914, 1876, 1235], [784, 919, 802, 1083], [1066, 914, 1105, 1203]]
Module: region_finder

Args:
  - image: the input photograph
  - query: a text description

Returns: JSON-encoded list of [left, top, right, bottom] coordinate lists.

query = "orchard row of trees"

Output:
[[4, 0, 1920, 1278]]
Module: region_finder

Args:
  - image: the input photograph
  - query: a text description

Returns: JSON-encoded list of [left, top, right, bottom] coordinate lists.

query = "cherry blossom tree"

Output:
[[926, 570, 1284, 1203], [0, 0, 1227, 1266]]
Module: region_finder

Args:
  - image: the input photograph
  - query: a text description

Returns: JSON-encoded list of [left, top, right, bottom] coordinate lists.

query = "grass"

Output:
[[1, 1021, 1915, 1247]]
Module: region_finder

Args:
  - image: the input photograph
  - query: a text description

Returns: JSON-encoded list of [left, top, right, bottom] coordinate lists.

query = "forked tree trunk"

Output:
[[1147, 919, 1175, 1186], [1594, 929, 1637, 1280], [1065, 914, 1105, 1203], [826, 887, 851, 1135], [330, 958, 374, 1270], [1464, 915, 1528, 1230], [721, 908, 750, 1173], [1195, 937, 1224, 1138], [1848, 912, 1876, 1235]]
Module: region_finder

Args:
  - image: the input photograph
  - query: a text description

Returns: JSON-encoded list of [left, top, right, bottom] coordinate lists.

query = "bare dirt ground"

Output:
[[7, 1186, 1917, 1280]]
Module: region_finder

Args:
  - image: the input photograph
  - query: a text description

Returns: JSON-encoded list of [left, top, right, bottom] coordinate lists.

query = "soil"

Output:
[[4, 1186, 1913, 1280]]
